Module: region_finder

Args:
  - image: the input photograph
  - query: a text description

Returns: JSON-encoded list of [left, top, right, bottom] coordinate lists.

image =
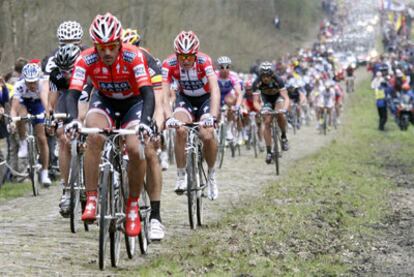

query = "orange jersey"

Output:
[[69, 44, 152, 99]]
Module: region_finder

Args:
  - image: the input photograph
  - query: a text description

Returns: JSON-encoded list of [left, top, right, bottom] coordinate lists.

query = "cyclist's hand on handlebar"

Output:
[[201, 114, 216, 128], [64, 120, 82, 139], [137, 122, 153, 137], [7, 121, 16, 134], [165, 117, 182, 128]]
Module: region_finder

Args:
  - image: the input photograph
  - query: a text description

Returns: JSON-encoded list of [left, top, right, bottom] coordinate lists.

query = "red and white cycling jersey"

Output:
[[69, 44, 152, 99], [162, 52, 215, 97]]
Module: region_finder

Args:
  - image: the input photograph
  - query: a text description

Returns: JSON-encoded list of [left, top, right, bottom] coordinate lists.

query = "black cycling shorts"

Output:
[[88, 92, 143, 128], [174, 93, 210, 121], [261, 93, 283, 109]]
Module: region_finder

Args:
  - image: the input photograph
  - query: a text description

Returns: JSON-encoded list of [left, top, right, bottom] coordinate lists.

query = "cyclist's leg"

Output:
[[173, 95, 193, 169], [84, 94, 112, 195], [275, 99, 287, 137], [198, 99, 218, 200]]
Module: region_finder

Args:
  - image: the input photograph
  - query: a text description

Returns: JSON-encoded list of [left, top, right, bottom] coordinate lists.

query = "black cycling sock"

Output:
[[150, 201, 161, 222], [281, 133, 287, 139], [266, 146, 272, 154]]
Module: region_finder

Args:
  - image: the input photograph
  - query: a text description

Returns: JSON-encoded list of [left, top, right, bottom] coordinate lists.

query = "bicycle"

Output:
[[5, 113, 45, 196], [246, 112, 259, 158], [179, 122, 208, 229], [48, 113, 89, 233], [79, 125, 149, 269], [216, 106, 228, 169], [261, 109, 284, 176], [288, 102, 301, 135]]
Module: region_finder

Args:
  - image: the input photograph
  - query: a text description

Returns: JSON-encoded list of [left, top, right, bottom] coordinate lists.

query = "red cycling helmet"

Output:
[[174, 31, 200, 55], [89, 13, 122, 44]]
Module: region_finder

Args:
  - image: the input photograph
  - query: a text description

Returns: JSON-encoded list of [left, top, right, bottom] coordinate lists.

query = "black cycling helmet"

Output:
[[259, 61, 274, 76], [55, 44, 81, 70]]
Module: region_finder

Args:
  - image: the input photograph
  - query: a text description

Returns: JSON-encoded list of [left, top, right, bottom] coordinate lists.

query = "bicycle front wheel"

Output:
[[27, 140, 39, 196], [216, 123, 226, 169], [98, 166, 111, 270], [186, 151, 198, 230], [69, 149, 81, 234], [272, 122, 280, 176], [110, 172, 122, 268], [138, 187, 151, 254]]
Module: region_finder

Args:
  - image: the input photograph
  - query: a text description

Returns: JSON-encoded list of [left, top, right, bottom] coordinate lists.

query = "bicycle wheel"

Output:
[[27, 140, 39, 196], [99, 166, 111, 270], [110, 170, 122, 268], [69, 144, 81, 233], [323, 110, 327, 136], [291, 110, 297, 135], [167, 129, 175, 165], [121, 160, 136, 259], [196, 158, 205, 227], [272, 121, 280, 176], [138, 187, 151, 254], [217, 123, 225, 169], [186, 151, 198, 230], [252, 125, 258, 158]]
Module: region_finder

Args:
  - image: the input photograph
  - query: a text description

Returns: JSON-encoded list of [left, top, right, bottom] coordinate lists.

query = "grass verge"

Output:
[[0, 181, 33, 201], [130, 78, 414, 276]]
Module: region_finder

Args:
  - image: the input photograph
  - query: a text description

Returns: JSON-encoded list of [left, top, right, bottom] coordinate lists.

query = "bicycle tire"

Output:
[[110, 169, 122, 268], [69, 145, 81, 234], [272, 121, 280, 176], [323, 111, 327, 136], [99, 166, 111, 270], [291, 110, 297, 135], [121, 160, 136, 259], [217, 123, 225, 169], [186, 151, 198, 230], [167, 129, 175, 165], [252, 126, 258, 158], [138, 188, 151, 254], [196, 158, 205, 227], [27, 140, 39, 196]]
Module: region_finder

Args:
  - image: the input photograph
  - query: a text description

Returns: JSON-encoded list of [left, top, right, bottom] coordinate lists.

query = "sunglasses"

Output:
[[95, 42, 120, 51], [219, 65, 230, 70], [177, 54, 196, 62]]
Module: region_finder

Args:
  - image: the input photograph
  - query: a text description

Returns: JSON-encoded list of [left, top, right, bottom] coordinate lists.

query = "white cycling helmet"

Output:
[[217, 56, 232, 66], [22, 63, 42, 82], [57, 21, 84, 43]]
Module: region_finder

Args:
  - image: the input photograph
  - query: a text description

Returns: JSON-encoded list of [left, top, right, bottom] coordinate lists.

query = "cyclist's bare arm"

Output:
[[153, 87, 165, 131], [207, 74, 220, 118], [234, 82, 243, 107], [253, 93, 262, 111], [162, 81, 173, 119], [48, 86, 59, 114], [10, 97, 20, 118], [40, 79, 50, 115], [279, 88, 290, 111]]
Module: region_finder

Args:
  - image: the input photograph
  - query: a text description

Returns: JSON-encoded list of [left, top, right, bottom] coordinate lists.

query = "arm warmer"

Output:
[[140, 85, 155, 125], [66, 89, 81, 121]]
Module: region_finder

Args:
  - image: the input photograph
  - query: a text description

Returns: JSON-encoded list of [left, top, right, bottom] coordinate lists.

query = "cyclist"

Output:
[[241, 78, 264, 151], [65, 13, 155, 237], [121, 27, 165, 240], [48, 44, 85, 217], [286, 77, 306, 129], [253, 61, 290, 164], [42, 21, 84, 76], [10, 63, 52, 186], [163, 31, 220, 200], [215, 56, 243, 142], [315, 79, 336, 129]]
